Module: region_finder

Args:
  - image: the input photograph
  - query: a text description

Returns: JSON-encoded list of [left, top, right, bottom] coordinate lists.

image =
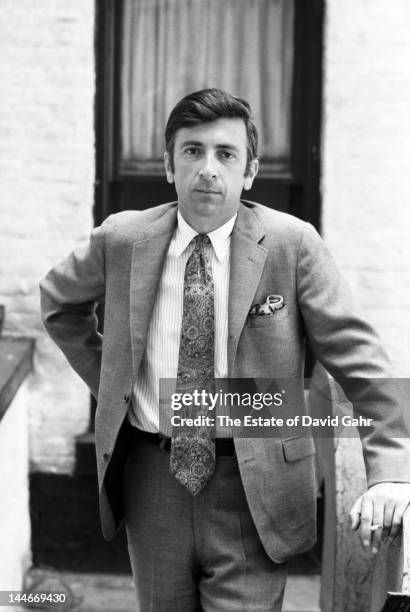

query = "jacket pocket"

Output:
[[246, 306, 289, 328], [282, 436, 316, 462]]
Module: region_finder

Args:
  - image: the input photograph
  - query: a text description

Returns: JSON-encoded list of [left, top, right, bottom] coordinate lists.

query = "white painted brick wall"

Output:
[[322, 0, 410, 376], [0, 1, 95, 472], [0, 382, 32, 590]]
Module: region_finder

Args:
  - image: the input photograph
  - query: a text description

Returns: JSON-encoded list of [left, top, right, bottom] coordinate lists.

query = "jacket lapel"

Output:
[[129, 201, 267, 378], [228, 203, 267, 374], [129, 205, 178, 378]]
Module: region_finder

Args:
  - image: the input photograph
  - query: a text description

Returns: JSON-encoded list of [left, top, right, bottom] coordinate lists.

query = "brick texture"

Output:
[[0, 1, 95, 472], [322, 0, 410, 375]]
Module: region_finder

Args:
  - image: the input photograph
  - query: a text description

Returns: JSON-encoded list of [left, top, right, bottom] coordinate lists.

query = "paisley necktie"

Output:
[[170, 234, 216, 495]]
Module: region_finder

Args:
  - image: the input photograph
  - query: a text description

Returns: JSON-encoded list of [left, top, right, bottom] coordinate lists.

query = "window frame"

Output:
[[95, 0, 324, 229]]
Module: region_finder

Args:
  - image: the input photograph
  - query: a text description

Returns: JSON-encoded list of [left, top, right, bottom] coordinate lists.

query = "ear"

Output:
[[243, 159, 259, 191], [164, 152, 174, 184]]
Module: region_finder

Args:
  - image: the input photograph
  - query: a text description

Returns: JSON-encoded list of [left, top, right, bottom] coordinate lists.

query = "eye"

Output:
[[218, 150, 235, 160], [184, 147, 201, 156]]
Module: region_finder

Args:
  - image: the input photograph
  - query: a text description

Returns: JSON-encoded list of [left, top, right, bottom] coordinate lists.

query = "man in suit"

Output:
[[40, 89, 410, 611]]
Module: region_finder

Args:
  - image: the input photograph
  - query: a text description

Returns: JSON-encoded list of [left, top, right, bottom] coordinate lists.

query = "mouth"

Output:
[[194, 188, 220, 195]]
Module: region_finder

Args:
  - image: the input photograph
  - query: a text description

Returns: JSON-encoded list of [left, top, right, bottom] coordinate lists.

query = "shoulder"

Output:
[[100, 201, 177, 240], [241, 199, 317, 247]]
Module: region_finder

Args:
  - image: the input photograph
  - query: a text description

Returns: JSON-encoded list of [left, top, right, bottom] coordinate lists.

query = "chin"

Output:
[[193, 199, 219, 214]]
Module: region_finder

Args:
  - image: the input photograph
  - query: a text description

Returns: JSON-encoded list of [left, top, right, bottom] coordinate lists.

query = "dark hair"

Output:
[[165, 88, 258, 174]]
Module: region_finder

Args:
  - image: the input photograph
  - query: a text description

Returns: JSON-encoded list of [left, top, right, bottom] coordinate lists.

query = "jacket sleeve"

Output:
[[296, 222, 410, 486], [40, 222, 107, 399]]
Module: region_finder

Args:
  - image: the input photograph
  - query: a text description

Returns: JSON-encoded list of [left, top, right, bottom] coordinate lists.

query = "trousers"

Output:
[[123, 433, 288, 611]]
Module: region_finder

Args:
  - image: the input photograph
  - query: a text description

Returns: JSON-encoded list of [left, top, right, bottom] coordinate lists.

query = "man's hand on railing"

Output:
[[350, 482, 410, 554]]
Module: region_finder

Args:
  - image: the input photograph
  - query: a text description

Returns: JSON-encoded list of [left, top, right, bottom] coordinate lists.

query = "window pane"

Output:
[[120, 0, 294, 172]]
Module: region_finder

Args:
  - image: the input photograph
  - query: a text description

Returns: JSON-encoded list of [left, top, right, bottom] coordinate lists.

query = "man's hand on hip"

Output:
[[350, 482, 410, 554]]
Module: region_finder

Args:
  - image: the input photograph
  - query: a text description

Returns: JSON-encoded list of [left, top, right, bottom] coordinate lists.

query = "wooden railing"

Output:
[[374, 507, 410, 611], [308, 365, 410, 611]]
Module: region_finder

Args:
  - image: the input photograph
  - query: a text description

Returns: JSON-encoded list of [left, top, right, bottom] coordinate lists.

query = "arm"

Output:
[[40, 222, 107, 398], [297, 223, 410, 549]]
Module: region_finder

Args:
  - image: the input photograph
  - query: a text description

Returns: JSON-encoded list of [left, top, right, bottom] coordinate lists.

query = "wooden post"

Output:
[[309, 366, 375, 611], [371, 507, 410, 610], [310, 368, 410, 611]]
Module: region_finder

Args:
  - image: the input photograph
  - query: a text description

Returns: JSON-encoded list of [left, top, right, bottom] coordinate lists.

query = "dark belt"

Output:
[[132, 427, 235, 456]]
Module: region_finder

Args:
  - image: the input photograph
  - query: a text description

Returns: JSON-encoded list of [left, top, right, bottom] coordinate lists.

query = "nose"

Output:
[[198, 154, 218, 180]]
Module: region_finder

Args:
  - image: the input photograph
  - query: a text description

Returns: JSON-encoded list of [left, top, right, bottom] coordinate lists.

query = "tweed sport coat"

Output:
[[40, 200, 410, 563]]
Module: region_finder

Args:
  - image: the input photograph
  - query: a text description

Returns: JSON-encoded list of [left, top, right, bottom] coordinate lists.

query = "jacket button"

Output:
[[103, 452, 111, 462], [123, 393, 130, 403]]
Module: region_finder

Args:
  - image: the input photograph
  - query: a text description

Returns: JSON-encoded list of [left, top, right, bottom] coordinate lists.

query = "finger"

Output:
[[382, 503, 395, 540], [358, 497, 374, 548], [370, 502, 384, 554], [350, 497, 363, 531], [390, 503, 408, 539]]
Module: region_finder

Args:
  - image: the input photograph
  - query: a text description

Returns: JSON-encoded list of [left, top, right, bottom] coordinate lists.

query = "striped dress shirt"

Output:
[[128, 210, 236, 433]]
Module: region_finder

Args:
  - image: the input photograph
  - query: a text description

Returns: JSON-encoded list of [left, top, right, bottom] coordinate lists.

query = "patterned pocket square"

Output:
[[249, 294, 285, 316]]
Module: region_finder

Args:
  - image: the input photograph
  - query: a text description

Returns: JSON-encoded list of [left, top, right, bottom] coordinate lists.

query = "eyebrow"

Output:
[[179, 140, 240, 152]]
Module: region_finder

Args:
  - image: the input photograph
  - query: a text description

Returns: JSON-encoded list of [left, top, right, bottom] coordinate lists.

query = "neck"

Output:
[[178, 210, 237, 234]]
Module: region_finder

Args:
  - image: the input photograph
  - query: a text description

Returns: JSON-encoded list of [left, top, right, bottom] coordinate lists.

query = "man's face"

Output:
[[164, 118, 258, 232]]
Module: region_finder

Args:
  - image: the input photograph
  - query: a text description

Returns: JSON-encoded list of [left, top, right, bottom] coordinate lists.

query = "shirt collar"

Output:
[[172, 210, 237, 262]]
